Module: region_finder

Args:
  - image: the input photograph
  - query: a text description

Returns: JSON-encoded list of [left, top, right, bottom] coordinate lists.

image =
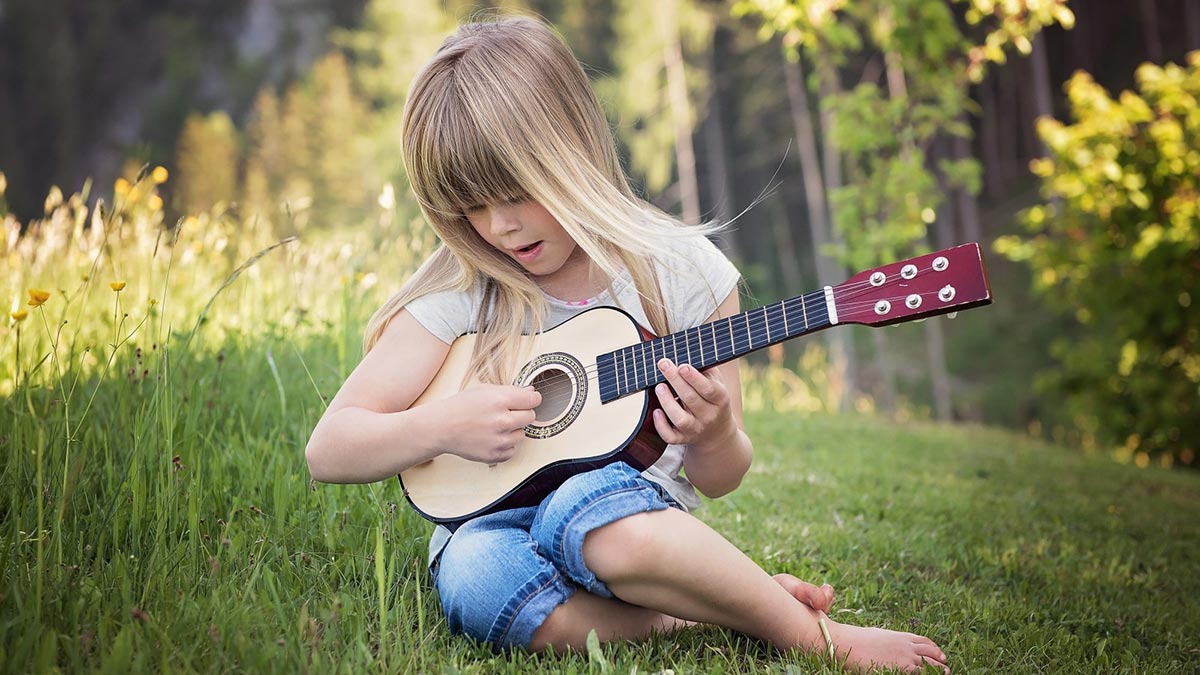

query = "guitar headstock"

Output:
[[832, 243, 992, 327]]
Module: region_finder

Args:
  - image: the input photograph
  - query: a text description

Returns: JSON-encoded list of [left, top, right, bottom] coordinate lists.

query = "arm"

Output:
[[305, 309, 540, 483], [652, 289, 753, 498]]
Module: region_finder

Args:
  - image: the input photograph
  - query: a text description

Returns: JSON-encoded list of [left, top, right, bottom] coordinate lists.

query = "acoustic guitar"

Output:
[[400, 242, 992, 524]]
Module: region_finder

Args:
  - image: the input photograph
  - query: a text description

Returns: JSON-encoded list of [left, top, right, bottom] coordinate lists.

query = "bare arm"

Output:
[[305, 310, 540, 483]]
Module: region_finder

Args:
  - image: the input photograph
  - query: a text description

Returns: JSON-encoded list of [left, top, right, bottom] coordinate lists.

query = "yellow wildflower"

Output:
[[10, 309, 27, 322], [148, 194, 163, 211], [27, 289, 50, 307], [110, 281, 126, 292], [149, 298, 158, 306], [151, 166, 169, 184], [115, 178, 131, 195]]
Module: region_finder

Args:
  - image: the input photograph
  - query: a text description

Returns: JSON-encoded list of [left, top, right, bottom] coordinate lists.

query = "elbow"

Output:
[[305, 425, 339, 483], [305, 440, 331, 483], [696, 473, 745, 499]]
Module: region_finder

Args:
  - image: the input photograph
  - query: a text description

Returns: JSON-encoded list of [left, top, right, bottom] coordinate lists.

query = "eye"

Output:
[[463, 204, 485, 214]]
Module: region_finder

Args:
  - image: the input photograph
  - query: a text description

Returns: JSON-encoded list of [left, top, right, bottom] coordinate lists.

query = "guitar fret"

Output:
[[764, 305, 771, 343], [638, 343, 647, 390], [726, 317, 735, 360], [781, 299, 790, 336], [801, 292, 810, 330]]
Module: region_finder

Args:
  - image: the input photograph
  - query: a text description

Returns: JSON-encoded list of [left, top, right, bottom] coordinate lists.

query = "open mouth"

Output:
[[512, 241, 544, 263]]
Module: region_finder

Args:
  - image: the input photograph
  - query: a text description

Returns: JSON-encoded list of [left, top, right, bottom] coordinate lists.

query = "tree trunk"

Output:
[[1186, 0, 1200, 52], [871, 329, 897, 414], [1030, 32, 1054, 156], [885, 45, 953, 422], [924, 316, 953, 421], [702, 30, 740, 260], [812, 49, 856, 411], [782, 52, 836, 286], [1139, 0, 1163, 64], [662, 6, 701, 226], [977, 76, 1004, 200], [953, 130, 983, 243]]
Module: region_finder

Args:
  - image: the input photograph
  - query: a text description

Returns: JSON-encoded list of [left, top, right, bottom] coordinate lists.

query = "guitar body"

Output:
[[400, 305, 666, 525], [398, 242, 993, 525]]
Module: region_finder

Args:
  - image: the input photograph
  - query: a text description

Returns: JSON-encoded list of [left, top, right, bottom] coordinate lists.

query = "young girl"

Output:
[[306, 16, 949, 674]]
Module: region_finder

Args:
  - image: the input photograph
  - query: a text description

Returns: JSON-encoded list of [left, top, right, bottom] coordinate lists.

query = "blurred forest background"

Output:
[[2, 0, 1198, 466]]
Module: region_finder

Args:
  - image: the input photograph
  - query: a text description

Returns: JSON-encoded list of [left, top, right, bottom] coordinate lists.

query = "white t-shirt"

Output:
[[404, 233, 741, 552]]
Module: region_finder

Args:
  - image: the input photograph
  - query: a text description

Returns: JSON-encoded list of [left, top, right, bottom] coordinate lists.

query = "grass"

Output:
[[2, 184, 1198, 673], [2, 330, 1198, 673]]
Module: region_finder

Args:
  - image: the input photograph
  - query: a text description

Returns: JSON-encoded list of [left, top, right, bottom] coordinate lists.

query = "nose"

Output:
[[488, 204, 521, 236]]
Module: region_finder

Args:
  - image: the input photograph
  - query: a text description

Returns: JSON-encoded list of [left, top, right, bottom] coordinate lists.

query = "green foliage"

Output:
[[734, 0, 1068, 273], [996, 53, 1200, 465]]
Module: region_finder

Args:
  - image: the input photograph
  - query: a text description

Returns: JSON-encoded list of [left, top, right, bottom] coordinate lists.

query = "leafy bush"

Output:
[[996, 53, 1200, 467]]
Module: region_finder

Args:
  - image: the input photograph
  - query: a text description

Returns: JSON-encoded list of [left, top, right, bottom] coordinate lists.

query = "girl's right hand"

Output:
[[437, 384, 542, 464]]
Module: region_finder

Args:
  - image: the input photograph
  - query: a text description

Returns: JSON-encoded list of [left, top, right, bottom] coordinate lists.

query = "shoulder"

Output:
[[653, 230, 741, 329], [403, 279, 487, 344]]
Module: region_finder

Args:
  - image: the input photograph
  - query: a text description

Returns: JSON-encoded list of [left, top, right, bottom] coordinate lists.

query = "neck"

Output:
[[537, 246, 605, 302], [596, 288, 836, 403]]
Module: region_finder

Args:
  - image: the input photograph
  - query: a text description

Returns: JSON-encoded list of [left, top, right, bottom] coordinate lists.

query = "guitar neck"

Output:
[[596, 287, 836, 404]]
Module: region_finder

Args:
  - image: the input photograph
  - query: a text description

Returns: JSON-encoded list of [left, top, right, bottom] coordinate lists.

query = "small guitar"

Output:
[[400, 242, 992, 524]]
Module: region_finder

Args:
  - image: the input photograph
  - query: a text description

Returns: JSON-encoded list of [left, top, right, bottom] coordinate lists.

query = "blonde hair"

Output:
[[365, 15, 720, 384]]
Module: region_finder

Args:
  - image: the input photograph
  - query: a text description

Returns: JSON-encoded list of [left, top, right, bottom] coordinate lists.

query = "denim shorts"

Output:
[[429, 462, 679, 649]]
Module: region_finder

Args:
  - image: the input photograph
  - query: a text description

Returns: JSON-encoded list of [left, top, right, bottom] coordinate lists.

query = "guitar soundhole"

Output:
[[515, 352, 588, 439], [531, 368, 571, 421]]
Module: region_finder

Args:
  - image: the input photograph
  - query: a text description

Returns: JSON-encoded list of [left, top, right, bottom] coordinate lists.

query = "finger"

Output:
[[651, 408, 685, 444], [509, 409, 537, 429], [678, 362, 721, 402], [512, 385, 541, 410], [658, 359, 703, 409], [655, 382, 693, 430]]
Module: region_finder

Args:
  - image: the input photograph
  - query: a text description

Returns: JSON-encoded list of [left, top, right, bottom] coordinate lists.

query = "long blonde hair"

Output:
[[365, 15, 720, 384]]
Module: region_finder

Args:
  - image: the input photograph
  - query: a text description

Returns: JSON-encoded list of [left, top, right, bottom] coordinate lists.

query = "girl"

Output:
[[305, 15, 949, 674]]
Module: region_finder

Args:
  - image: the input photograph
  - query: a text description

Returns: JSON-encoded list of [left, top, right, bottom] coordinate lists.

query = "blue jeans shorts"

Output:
[[429, 462, 679, 649]]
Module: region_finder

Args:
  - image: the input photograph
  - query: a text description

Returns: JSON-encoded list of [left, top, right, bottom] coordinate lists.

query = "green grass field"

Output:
[[2, 333, 1197, 673], [2, 193, 1198, 673]]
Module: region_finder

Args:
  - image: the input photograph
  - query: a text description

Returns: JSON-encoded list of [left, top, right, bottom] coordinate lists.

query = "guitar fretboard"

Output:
[[596, 288, 834, 403]]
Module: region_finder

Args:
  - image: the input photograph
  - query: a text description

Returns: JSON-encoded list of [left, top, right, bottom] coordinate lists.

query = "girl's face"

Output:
[[465, 200, 586, 282]]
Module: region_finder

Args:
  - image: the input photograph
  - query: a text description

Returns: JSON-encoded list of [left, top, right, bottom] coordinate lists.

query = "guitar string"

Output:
[[521, 266, 961, 406], [525, 279, 964, 410]]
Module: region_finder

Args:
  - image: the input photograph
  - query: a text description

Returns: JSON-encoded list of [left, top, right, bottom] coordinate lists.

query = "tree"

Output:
[[996, 53, 1200, 466], [601, 0, 713, 224], [734, 0, 1073, 418]]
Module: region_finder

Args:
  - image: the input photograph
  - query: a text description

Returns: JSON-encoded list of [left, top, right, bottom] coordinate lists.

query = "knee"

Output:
[[581, 510, 664, 581], [435, 528, 512, 636]]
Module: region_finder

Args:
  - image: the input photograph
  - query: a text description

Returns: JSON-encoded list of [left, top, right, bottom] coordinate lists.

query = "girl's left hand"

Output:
[[652, 358, 736, 448]]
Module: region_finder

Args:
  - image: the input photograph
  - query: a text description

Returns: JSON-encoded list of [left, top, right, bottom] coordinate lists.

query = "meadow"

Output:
[[2, 178, 1198, 673]]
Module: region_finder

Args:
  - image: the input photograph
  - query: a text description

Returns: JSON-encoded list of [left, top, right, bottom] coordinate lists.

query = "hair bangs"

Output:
[[414, 90, 531, 217]]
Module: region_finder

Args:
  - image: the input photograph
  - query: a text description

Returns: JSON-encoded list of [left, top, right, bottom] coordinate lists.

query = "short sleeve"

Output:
[[403, 286, 480, 344], [656, 234, 742, 332]]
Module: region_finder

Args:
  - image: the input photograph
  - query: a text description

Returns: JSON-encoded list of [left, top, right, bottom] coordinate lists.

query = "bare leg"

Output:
[[563, 508, 949, 673], [530, 572, 836, 653]]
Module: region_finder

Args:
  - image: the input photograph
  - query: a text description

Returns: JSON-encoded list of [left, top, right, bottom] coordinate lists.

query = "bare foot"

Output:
[[824, 621, 950, 674], [772, 573, 835, 613]]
